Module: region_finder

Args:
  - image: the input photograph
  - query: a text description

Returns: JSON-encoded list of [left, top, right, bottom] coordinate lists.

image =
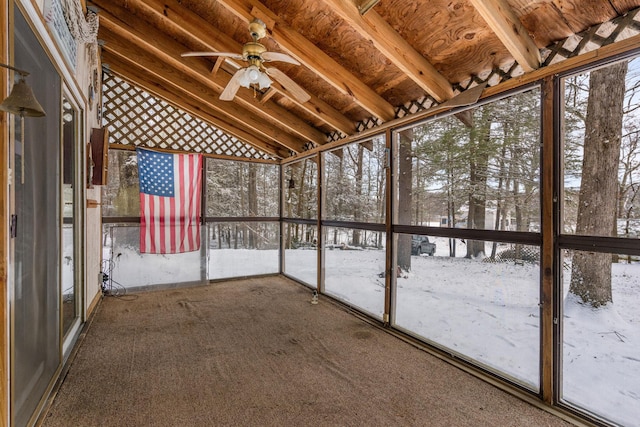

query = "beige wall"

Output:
[[85, 186, 102, 315]]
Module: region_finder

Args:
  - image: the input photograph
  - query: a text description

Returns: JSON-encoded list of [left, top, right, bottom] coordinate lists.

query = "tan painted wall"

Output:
[[85, 186, 102, 316]]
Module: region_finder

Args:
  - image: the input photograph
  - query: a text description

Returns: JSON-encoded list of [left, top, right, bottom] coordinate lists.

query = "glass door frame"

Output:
[[60, 86, 85, 358]]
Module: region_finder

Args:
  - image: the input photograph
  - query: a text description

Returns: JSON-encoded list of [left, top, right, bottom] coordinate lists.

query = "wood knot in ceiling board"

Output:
[[452, 25, 480, 43], [449, 1, 464, 12], [344, 84, 356, 99], [512, 23, 522, 36]]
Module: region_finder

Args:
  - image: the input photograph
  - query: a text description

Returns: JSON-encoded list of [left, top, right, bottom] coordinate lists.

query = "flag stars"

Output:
[[137, 149, 175, 197]]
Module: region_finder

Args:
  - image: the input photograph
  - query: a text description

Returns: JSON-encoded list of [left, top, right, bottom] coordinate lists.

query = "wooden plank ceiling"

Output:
[[89, 0, 640, 159]]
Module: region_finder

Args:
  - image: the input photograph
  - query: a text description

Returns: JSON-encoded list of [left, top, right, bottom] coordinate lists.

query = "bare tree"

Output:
[[247, 163, 257, 248]]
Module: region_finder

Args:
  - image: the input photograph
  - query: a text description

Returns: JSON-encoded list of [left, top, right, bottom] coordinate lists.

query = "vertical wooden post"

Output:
[[200, 157, 207, 282], [541, 76, 555, 404], [383, 128, 392, 325], [279, 164, 284, 275], [316, 153, 324, 293]]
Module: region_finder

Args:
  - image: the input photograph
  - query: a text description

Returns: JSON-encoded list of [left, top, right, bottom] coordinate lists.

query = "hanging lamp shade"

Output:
[[0, 76, 46, 117]]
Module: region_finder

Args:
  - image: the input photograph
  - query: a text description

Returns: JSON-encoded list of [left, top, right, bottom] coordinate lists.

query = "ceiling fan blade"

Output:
[[265, 67, 310, 104], [181, 51, 244, 61], [220, 69, 245, 101], [262, 51, 300, 65]]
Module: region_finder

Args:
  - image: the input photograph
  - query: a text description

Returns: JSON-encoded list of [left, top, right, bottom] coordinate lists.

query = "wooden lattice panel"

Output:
[[328, 7, 640, 143], [543, 8, 640, 66], [102, 71, 274, 160]]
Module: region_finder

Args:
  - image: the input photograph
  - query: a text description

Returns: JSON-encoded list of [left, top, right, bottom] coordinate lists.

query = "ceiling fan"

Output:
[[182, 19, 310, 104]]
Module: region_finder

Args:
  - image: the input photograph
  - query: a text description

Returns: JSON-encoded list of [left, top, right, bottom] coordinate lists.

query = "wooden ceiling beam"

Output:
[[131, 0, 355, 135], [102, 52, 290, 159], [90, 0, 326, 148], [99, 26, 307, 154], [468, 0, 541, 72], [322, 0, 454, 102], [216, 0, 397, 122]]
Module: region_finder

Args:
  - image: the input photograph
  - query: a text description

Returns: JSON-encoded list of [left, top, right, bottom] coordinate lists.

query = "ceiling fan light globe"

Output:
[[246, 65, 261, 83], [257, 72, 272, 90], [238, 69, 252, 88]]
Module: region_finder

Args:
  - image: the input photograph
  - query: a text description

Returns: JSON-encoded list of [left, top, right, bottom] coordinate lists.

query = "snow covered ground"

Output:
[[102, 235, 639, 427]]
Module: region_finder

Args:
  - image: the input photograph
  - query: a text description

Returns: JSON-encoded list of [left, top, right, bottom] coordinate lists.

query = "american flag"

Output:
[[136, 148, 203, 254]]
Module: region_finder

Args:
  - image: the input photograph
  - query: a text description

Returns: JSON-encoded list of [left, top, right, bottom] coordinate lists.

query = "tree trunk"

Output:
[[397, 130, 413, 271], [569, 61, 628, 307], [248, 164, 257, 248], [491, 137, 509, 259], [285, 223, 292, 249], [466, 110, 490, 258], [353, 144, 364, 246], [336, 155, 344, 220], [295, 161, 307, 219], [447, 150, 456, 257]]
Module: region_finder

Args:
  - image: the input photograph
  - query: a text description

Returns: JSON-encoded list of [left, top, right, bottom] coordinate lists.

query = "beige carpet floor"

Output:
[[42, 277, 576, 427]]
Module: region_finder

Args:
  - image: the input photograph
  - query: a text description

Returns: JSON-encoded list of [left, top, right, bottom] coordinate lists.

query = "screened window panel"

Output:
[[206, 159, 279, 218], [283, 158, 318, 220], [323, 136, 386, 223], [394, 88, 541, 232], [283, 222, 317, 286], [207, 222, 279, 279], [323, 227, 386, 319], [560, 249, 640, 426], [561, 56, 640, 238], [103, 225, 204, 289], [101, 149, 140, 217], [393, 234, 541, 390]]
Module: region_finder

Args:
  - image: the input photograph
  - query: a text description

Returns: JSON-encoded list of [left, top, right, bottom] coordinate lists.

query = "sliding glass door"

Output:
[[12, 7, 61, 426]]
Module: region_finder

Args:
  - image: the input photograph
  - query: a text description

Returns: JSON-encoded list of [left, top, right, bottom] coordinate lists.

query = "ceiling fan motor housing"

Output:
[[243, 41, 267, 65]]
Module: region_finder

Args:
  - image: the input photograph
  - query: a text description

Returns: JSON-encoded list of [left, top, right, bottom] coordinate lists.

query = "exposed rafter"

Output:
[[216, 0, 397, 122], [86, 0, 640, 162], [102, 52, 290, 159], [134, 0, 355, 136], [91, 1, 325, 151], [98, 23, 309, 154], [468, 0, 541, 72], [322, 0, 454, 102]]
